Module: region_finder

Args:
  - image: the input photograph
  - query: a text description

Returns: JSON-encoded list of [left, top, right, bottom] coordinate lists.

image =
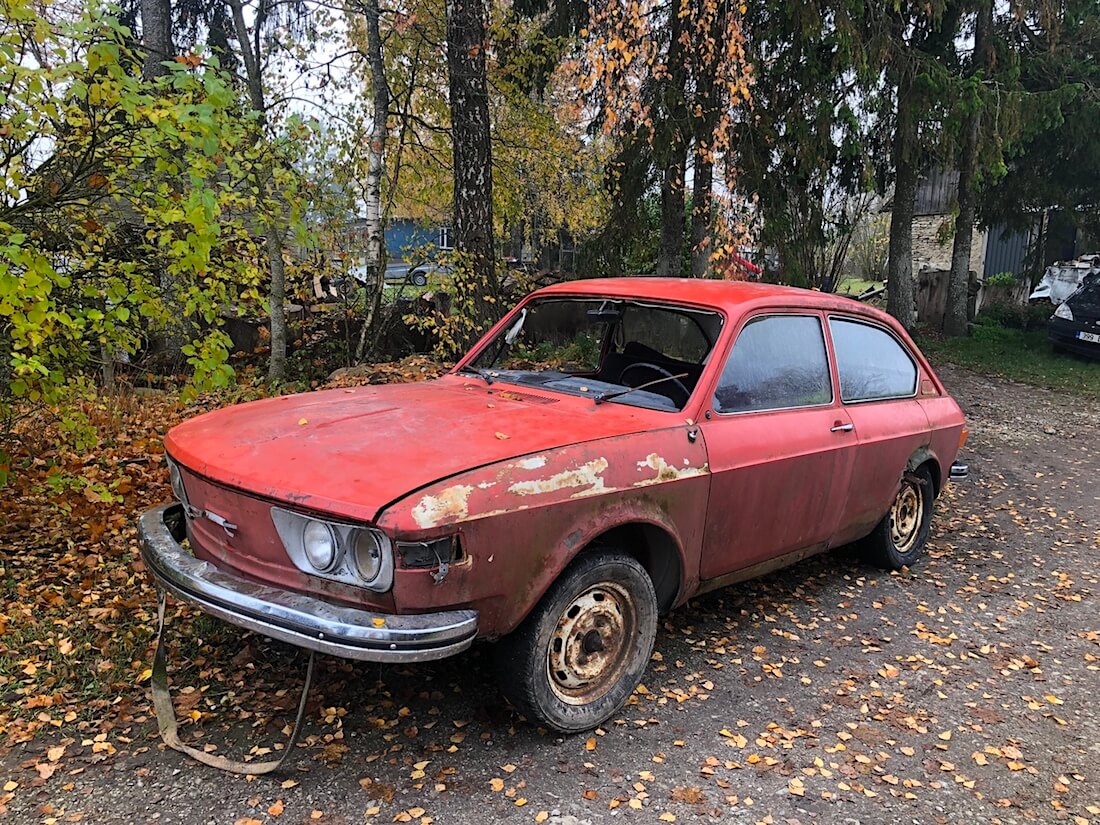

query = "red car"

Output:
[[141, 278, 968, 736]]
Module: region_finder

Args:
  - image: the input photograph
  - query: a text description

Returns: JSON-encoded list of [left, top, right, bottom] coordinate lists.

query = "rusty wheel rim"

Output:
[[547, 582, 636, 706], [889, 479, 924, 554]]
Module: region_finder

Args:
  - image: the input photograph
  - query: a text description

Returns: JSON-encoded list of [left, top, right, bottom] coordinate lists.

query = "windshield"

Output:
[[464, 297, 724, 411]]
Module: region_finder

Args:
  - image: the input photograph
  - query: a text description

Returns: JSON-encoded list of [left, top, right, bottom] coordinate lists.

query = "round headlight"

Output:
[[302, 521, 337, 571], [352, 530, 383, 583]]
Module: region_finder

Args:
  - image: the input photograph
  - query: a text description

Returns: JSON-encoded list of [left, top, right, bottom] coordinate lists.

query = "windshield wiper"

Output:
[[459, 366, 496, 385], [594, 372, 689, 405]]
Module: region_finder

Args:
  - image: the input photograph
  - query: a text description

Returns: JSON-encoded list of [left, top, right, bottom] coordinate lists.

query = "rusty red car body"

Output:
[[139, 278, 968, 733]]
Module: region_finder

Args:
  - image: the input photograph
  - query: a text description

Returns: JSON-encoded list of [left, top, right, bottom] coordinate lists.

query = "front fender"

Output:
[[377, 425, 710, 636]]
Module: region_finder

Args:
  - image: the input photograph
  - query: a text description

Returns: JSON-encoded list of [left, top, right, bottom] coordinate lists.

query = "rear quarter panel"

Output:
[[377, 425, 710, 637]]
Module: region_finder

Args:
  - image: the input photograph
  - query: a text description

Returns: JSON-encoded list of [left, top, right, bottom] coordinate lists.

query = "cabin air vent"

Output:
[[488, 389, 559, 405]]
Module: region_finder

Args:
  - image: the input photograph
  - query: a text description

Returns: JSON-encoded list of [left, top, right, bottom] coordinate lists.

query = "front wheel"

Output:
[[860, 466, 934, 569], [494, 551, 658, 733]]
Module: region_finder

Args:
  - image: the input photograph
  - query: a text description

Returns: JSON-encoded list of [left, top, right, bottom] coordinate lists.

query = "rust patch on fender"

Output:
[[412, 484, 475, 528], [633, 453, 709, 487], [508, 457, 611, 498]]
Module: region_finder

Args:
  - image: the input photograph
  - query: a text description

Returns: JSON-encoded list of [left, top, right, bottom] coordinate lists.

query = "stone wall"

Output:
[[912, 214, 987, 276]]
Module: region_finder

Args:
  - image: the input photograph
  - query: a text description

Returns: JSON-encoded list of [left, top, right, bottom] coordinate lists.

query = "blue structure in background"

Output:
[[386, 218, 450, 262]]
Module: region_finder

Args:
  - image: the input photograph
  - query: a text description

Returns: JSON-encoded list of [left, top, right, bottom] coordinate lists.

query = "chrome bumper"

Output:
[[138, 504, 478, 663], [949, 461, 969, 481]]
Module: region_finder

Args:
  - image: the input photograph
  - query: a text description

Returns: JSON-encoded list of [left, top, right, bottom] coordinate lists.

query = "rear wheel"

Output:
[[495, 551, 658, 733], [860, 465, 934, 569]]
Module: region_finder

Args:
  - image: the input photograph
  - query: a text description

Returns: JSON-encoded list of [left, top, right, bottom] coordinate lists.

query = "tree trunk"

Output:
[[446, 0, 498, 338], [657, 147, 686, 277], [887, 66, 920, 330], [945, 0, 993, 337], [690, 152, 713, 277], [265, 227, 288, 381], [354, 0, 391, 363], [229, 0, 288, 383], [140, 0, 174, 80], [655, 0, 687, 278]]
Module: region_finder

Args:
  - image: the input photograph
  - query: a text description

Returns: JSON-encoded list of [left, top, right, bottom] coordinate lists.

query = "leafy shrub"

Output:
[[977, 300, 1052, 331]]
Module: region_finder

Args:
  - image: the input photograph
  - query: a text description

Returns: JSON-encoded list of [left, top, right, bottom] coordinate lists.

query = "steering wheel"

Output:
[[618, 362, 691, 406]]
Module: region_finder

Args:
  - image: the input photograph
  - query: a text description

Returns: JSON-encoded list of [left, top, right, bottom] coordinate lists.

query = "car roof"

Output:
[[532, 277, 887, 320]]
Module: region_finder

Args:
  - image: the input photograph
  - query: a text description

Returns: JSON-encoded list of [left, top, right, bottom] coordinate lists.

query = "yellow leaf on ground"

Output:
[[267, 800, 284, 817]]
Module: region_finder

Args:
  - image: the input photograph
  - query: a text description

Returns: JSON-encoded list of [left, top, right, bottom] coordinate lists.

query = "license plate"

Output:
[[1077, 331, 1100, 344]]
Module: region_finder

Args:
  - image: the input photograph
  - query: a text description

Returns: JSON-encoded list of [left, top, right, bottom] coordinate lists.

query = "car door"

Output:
[[698, 312, 857, 580], [825, 315, 932, 546]]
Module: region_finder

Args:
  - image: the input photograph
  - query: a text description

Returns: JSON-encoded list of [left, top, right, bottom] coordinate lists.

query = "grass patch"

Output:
[[837, 278, 883, 296], [916, 323, 1100, 399]]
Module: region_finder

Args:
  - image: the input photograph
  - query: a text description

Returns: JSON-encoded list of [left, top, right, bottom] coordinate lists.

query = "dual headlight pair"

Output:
[[270, 507, 393, 592]]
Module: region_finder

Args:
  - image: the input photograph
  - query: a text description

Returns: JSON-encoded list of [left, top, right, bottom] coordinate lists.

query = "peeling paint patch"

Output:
[[412, 484, 474, 528], [633, 453, 709, 487], [516, 456, 548, 470], [508, 457, 610, 497], [477, 480, 497, 490]]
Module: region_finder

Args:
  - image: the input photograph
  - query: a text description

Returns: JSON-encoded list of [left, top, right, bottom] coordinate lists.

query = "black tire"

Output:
[[494, 551, 658, 734], [409, 271, 428, 287], [860, 465, 934, 569]]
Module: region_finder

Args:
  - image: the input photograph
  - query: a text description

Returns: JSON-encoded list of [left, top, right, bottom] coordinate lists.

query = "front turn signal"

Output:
[[959, 425, 969, 450]]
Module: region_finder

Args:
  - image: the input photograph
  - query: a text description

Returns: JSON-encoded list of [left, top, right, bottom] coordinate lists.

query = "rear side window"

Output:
[[829, 318, 917, 402], [713, 315, 832, 413]]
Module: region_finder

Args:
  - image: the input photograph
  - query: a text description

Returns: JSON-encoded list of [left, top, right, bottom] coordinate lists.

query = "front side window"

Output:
[[713, 315, 832, 413], [829, 317, 917, 402]]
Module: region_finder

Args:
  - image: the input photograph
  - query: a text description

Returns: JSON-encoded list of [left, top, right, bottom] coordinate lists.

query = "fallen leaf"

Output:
[[267, 800, 284, 817]]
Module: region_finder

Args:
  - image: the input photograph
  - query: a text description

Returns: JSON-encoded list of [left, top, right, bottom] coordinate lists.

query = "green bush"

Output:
[[977, 301, 1052, 331]]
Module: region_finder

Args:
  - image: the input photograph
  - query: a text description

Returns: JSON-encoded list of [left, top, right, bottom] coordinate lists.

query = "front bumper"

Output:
[[1048, 318, 1100, 359], [138, 504, 478, 663]]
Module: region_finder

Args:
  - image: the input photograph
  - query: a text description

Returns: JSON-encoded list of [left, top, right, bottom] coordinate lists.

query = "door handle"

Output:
[[830, 422, 854, 433]]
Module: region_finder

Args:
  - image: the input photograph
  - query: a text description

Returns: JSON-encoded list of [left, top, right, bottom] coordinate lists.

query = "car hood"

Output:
[[164, 375, 669, 524], [1068, 280, 1100, 322]]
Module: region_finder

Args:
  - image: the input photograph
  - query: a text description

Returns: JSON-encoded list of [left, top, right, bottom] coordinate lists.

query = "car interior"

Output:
[[468, 299, 724, 411]]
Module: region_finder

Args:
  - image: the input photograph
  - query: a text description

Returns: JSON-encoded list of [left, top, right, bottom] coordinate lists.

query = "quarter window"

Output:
[[829, 318, 917, 402], [713, 315, 832, 413]]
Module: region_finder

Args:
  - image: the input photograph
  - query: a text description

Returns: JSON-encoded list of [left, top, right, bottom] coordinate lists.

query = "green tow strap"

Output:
[[151, 588, 316, 775]]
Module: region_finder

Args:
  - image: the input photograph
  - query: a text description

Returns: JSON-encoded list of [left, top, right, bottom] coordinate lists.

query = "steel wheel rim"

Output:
[[890, 479, 924, 554], [546, 582, 636, 706]]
